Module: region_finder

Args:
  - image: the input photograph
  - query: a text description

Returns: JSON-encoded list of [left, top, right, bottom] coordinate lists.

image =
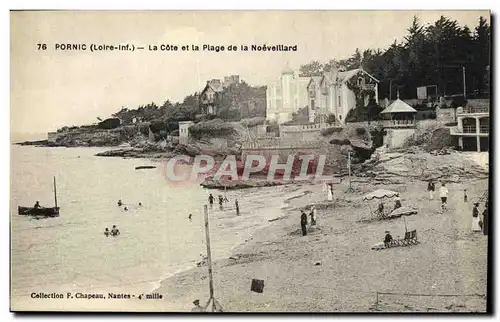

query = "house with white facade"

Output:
[[266, 67, 310, 124], [306, 67, 379, 125]]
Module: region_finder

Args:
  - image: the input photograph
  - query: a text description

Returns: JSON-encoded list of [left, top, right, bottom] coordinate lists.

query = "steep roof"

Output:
[[337, 68, 380, 83], [380, 99, 417, 114], [201, 80, 223, 94], [208, 80, 223, 92]]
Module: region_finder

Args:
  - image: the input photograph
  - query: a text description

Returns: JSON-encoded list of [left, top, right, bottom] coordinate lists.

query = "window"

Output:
[[339, 115, 342, 120], [337, 95, 341, 107], [311, 100, 315, 110]]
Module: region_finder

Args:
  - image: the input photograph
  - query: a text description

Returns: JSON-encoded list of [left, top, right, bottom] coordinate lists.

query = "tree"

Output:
[[299, 61, 324, 77]]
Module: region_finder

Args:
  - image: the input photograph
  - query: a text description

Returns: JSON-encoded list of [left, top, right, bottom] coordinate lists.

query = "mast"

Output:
[[53, 176, 58, 208], [204, 205, 216, 312]]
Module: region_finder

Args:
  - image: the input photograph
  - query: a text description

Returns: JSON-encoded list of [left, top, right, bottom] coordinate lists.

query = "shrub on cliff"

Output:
[[188, 119, 236, 140], [240, 117, 265, 128], [404, 125, 455, 151], [97, 118, 121, 129], [321, 127, 342, 136]]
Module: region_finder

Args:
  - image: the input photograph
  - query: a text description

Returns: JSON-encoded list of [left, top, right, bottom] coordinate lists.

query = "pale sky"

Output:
[[10, 10, 490, 133]]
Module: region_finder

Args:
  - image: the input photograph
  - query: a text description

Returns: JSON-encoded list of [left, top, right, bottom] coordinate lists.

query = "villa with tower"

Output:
[[266, 66, 379, 125]]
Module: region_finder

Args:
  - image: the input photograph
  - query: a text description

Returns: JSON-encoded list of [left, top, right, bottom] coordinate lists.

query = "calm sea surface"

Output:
[[10, 145, 286, 308]]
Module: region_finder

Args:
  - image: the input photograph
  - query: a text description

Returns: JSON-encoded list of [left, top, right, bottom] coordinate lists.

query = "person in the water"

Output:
[[138, 202, 142, 206], [104, 228, 110, 237], [188, 214, 192, 221], [118, 200, 123, 207], [111, 225, 120, 236], [33, 201, 41, 208], [124, 207, 128, 211]]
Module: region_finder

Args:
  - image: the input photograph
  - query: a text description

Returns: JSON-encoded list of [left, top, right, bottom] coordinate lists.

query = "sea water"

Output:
[[10, 145, 286, 309]]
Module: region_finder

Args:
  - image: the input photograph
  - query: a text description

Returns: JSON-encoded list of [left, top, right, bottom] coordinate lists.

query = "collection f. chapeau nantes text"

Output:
[[30, 292, 163, 300], [38, 43, 298, 52]]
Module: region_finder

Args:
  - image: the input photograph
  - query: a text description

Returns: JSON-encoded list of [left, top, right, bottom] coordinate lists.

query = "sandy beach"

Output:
[[156, 176, 488, 312]]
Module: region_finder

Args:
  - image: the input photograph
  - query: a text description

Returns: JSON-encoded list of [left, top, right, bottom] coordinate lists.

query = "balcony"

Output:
[[458, 106, 489, 115], [381, 119, 415, 128], [361, 83, 376, 91], [450, 125, 489, 135]]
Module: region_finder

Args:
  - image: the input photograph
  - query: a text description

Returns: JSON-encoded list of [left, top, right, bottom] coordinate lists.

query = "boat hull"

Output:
[[18, 206, 60, 217]]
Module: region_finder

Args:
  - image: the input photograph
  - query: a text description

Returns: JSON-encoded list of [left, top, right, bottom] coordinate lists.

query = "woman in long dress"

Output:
[[327, 185, 333, 201], [472, 203, 482, 232]]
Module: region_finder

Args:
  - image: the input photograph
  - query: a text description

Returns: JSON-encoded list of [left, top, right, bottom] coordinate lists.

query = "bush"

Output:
[[97, 118, 121, 129], [189, 119, 236, 139], [321, 127, 343, 136], [240, 117, 265, 128]]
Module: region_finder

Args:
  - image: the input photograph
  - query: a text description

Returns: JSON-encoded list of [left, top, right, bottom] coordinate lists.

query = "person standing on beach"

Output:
[[300, 211, 308, 236], [208, 194, 214, 208], [439, 183, 449, 211], [309, 207, 316, 226], [482, 203, 489, 235], [463, 189, 468, 203], [327, 184, 333, 201], [472, 203, 482, 232], [427, 181, 435, 200], [235, 199, 240, 216]]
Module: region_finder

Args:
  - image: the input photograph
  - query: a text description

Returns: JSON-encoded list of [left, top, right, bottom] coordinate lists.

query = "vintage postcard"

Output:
[[10, 10, 490, 312]]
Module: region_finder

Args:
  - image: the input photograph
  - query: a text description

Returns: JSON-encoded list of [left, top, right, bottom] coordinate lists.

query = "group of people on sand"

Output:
[[104, 225, 120, 237], [299, 206, 317, 236], [427, 180, 449, 211], [117, 199, 142, 212], [427, 180, 489, 235]]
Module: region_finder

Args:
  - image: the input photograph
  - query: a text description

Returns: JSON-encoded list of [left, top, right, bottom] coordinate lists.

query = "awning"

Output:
[[362, 189, 400, 201]]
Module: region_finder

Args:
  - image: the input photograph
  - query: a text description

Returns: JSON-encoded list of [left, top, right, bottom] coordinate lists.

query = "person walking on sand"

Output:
[[309, 207, 316, 226], [300, 210, 308, 236], [235, 199, 240, 216], [463, 189, 468, 203], [472, 203, 482, 232], [427, 181, 435, 200], [439, 182, 449, 212]]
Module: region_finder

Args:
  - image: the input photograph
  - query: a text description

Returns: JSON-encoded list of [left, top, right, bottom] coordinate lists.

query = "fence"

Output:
[[373, 291, 485, 311]]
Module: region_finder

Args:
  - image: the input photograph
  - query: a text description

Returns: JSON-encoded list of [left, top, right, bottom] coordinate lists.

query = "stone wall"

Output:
[[384, 128, 416, 148], [436, 107, 456, 123]]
